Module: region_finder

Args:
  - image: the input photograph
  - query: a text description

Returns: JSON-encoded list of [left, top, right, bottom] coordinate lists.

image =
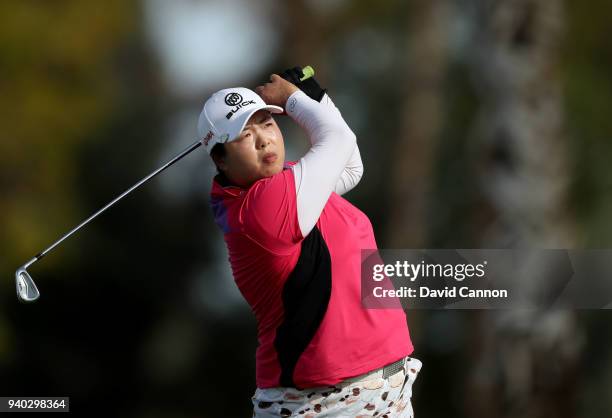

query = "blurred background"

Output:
[[1, 0, 611, 416]]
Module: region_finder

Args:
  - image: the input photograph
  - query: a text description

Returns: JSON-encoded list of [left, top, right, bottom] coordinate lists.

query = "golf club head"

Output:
[[15, 268, 40, 302]]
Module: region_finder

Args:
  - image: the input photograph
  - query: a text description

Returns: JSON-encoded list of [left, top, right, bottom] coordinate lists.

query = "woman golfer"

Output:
[[198, 67, 421, 417]]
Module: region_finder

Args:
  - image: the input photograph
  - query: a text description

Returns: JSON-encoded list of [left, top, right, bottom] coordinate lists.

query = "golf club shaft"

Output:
[[24, 67, 317, 268], [29, 140, 202, 266], [17, 64, 316, 302]]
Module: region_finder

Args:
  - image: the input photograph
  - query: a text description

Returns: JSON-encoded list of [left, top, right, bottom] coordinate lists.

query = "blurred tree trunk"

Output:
[[276, 0, 331, 82], [465, 1, 582, 417], [385, 0, 451, 248]]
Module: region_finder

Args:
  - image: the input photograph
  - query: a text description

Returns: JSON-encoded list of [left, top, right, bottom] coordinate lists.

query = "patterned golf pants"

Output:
[[252, 357, 422, 417]]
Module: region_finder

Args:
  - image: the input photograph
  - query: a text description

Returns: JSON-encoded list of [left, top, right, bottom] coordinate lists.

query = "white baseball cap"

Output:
[[197, 87, 284, 154]]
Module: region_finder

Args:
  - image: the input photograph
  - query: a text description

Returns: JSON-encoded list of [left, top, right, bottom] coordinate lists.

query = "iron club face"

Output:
[[16, 268, 40, 302]]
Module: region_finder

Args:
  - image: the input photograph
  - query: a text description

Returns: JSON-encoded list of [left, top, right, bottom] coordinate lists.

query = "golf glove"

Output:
[[280, 66, 326, 102]]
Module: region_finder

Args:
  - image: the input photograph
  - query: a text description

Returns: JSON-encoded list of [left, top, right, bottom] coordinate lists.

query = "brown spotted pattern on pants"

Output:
[[252, 357, 421, 417]]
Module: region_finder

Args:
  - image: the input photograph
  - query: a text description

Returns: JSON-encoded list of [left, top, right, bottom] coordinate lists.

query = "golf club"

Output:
[[15, 66, 316, 303], [15, 140, 202, 302]]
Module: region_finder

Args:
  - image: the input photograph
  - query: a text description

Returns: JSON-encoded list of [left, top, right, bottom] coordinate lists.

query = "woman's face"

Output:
[[216, 110, 285, 187]]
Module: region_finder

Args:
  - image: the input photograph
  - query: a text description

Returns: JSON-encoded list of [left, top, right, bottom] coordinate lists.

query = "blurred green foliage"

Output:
[[563, 0, 612, 245], [0, 1, 137, 274]]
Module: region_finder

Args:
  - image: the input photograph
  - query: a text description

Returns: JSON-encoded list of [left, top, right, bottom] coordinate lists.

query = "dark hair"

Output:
[[210, 142, 226, 174]]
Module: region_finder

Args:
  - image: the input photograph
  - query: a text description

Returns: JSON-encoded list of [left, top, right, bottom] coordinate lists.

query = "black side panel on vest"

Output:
[[274, 226, 332, 388]]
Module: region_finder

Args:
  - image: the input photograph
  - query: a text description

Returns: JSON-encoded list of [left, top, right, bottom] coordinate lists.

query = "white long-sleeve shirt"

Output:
[[286, 91, 363, 237]]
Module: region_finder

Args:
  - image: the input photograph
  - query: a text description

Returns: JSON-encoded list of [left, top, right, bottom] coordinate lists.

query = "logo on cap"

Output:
[[225, 93, 243, 106], [202, 131, 214, 146], [224, 91, 256, 120]]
